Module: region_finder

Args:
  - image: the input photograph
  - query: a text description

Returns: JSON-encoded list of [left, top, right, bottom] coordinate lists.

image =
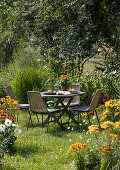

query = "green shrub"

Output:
[[80, 71, 120, 106], [0, 79, 7, 98], [15, 67, 48, 103]]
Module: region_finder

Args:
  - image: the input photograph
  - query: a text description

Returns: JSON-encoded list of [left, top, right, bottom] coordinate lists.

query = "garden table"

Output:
[[40, 91, 86, 127]]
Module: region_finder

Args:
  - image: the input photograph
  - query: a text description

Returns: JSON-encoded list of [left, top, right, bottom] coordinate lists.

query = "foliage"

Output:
[[0, 96, 21, 157], [80, 71, 120, 105], [0, 79, 6, 98], [100, 99, 120, 123], [0, 96, 20, 119], [1, 0, 120, 79], [67, 142, 87, 169], [15, 67, 48, 103], [87, 101, 120, 170], [56, 75, 71, 87], [0, 118, 21, 156]]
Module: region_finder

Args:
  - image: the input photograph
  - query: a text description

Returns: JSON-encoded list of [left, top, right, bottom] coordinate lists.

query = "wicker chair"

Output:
[[69, 89, 103, 127], [27, 91, 63, 132], [5, 85, 29, 121], [66, 84, 81, 106], [58, 84, 81, 107]]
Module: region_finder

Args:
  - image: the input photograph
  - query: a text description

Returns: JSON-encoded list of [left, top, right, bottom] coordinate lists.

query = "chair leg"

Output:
[[27, 111, 33, 130], [47, 115, 50, 132], [95, 110, 100, 127], [42, 114, 43, 127], [52, 114, 63, 130], [36, 114, 39, 122]]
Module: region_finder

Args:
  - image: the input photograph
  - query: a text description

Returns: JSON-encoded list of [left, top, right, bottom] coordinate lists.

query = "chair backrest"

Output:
[[64, 84, 80, 104], [27, 91, 48, 113], [71, 84, 81, 104], [89, 89, 103, 111], [5, 86, 16, 100]]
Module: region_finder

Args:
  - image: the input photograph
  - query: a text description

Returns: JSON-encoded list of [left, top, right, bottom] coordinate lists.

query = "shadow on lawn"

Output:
[[46, 120, 90, 138], [15, 144, 46, 158]]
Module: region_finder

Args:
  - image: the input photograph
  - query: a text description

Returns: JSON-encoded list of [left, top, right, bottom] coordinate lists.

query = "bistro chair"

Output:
[[27, 91, 63, 132], [67, 84, 81, 106], [5, 85, 29, 121], [58, 84, 81, 107], [69, 89, 103, 127]]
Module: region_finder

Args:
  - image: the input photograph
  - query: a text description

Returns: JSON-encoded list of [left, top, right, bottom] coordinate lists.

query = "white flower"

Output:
[[15, 128, 21, 134], [12, 123, 16, 127], [83, 120, 85, 122], [80, 135, 83, 139], [87, 139, 90, 143], [92, 116, 96, 119], [79, 123, 82, 126], [67, 127, 70, 130], [69, 139, 72, 142], [71, 127, 74, 131], [0, 124, 5, 132], [5, 118, 12, 127]]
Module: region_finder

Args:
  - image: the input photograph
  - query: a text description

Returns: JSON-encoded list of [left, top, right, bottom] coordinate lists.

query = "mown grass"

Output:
[[1, 106, 105, 170]]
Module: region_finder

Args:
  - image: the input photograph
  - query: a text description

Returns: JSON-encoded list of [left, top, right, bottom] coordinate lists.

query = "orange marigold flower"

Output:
[[98, 145, 114, 155]]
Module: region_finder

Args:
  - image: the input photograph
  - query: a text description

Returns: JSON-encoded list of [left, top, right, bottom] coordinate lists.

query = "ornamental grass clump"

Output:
[[67, 142, 87, 170]]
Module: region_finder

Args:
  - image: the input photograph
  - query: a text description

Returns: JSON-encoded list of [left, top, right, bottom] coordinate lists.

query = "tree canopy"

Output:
[[1, 0, 120, 75]]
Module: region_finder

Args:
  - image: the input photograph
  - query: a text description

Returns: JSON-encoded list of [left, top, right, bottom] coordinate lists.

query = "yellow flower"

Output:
[[117, 100, 120, 104], [13, 100, 18, 105], [101, 121, 114, 131], [98, 145, 114, 155], [67, 143, 87, 154], [100, 116, 106, 122], [1, 98, 5, 102], [89, 111, 94, 114], [88, 125, 99, 133], [113, 122, 120, 130], [103, 111, 109, 115], [115, 112, 120, 116]]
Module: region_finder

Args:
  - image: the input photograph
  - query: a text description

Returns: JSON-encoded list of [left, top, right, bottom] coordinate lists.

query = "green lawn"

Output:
[[1, 106, 105, 170]]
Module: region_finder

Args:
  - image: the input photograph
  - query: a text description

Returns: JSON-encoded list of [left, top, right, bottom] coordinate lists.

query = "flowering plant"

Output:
[[88, 93, 110, 106], [0, 96, 21, 160], [100, 99, 120, 122], [88, 98, 120, 170], [0, 118, 21, 156], [67, 142, 87, 169], [57, 75, 71, 87]]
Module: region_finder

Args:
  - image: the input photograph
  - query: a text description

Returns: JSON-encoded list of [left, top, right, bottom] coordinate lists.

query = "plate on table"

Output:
[[69, 91, 78, 94], [44, 92, 56, 95]]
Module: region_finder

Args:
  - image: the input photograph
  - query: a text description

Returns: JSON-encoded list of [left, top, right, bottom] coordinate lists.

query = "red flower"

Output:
[[103, 99, 106, 102]]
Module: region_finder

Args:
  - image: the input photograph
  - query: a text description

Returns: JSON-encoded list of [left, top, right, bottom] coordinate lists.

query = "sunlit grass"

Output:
[[1, 108, 105, 170]]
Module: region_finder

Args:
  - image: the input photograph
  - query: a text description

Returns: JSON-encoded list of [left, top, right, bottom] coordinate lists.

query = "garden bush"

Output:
[[80, 71, 120, 106], [15, 67, 49, 103]]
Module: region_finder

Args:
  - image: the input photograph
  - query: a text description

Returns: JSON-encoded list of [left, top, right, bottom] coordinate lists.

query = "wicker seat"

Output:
[[69, 89, 103, 127], [5, 86, 29, 121], [27, 91, 63, 132]]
